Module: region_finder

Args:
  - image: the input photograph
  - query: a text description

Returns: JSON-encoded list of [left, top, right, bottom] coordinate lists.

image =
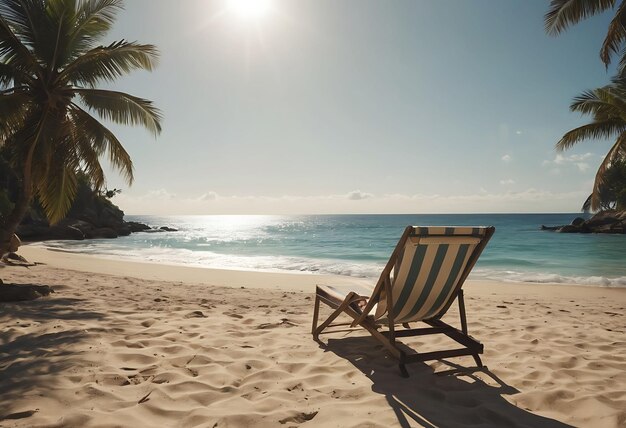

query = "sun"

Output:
[[226, 0, 275, 22]]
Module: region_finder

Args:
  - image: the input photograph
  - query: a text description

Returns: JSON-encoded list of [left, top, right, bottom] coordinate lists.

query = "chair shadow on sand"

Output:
[[321, 336, 574, 428]]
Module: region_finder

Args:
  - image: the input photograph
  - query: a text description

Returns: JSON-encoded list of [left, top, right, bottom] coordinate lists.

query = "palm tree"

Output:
[[556, 77, 626, 210], [0, 0, 161, 253], [545, 0, 626, 69], [581, 157, 626, 211]]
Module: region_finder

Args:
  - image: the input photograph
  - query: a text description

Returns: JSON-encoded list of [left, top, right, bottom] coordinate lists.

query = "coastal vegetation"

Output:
[[582, 157, 626, 211], [0, 0, 162, 256], [545, 0, 626, 213], [554, 78, 626, 212]]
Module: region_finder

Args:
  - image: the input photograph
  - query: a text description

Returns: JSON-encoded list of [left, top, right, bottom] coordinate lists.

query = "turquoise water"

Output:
[[39, 214, 626, 287]]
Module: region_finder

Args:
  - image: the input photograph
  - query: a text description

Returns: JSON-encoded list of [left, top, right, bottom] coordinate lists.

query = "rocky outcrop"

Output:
[[16, 217, 180, 242], [541, 211, 626, 234], [13, 183, 182, 242], [15, 195, 176, 241]]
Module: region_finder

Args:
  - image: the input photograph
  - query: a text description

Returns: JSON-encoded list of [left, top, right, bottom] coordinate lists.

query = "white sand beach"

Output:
[[0, 245, 624, 428]]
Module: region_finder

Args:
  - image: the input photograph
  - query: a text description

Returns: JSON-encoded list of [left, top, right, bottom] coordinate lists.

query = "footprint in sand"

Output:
[[141, 319, 156, 327], [257, 318, 297, 329], [185, 310, 207, 318], [1, 409, 38, 421], [224, 312, 244, 319], [278, 411, 318, 425], [286, 383, 303, 392]]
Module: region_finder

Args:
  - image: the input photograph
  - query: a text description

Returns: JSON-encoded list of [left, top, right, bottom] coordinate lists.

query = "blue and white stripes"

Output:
[[375, 226, 487, 323]]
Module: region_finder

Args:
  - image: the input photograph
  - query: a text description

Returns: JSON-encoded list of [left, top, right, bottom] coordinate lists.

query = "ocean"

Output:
[[36, 214, 626, 287]]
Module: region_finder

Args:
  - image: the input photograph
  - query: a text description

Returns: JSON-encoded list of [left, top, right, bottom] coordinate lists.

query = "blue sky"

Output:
[[100, 0, 616, 214]]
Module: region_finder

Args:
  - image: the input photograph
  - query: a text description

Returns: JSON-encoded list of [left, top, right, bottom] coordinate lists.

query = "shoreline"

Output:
[[18, 244, 626, 294], [1, 245, 625, 427], [17, 245, 372, 292]]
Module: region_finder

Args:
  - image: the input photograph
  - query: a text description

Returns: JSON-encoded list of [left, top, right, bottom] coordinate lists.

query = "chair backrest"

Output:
[[374, 226, 494, 323]]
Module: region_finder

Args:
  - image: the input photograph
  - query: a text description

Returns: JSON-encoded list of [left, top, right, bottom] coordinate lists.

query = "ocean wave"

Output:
[[472, 269, 626, 288], [34, 241, 385, 278], [31, 241, 626, 288]]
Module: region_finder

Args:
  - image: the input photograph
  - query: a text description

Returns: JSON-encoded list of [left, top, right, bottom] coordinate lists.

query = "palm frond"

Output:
[[33, 148, 79, 224], [68, 0, 124, 56], [75, 88, 162, 136], [0, 90, 32, 141], [70, 104, 133, 184], [0, 14, 41, 73], [545, 0, 616, 36], [0, 0, 43, 50], [600, 1, 626, 66], [74, 139, 106, 190], [0, 62, 31, 88], [556, 119, 626, 151], [616, 47, 626, 76], [591, 133, 626, 209], [0, 0, 68, 68], [570, 86, 626, 120], [581, 194, 593, 212], [570, 88, 617, 116], [59, 40, 158, 86]]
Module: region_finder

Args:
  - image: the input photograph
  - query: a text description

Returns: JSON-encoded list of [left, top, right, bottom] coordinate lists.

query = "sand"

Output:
[[0, 246, 624, 427]]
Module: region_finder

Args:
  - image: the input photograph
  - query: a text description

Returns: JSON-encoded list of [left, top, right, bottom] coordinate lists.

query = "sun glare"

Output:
[[227, 0, 274, 22]]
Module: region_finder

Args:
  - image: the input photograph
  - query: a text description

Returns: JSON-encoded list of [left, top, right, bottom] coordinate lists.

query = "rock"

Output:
[[540, 225, 560, 231], [62, 219, 95, 234], [127, 222, 152, 232], [557, 225, 580, 233], [91, 228, 118, 239], [16, 224, 52, 240], [115, 225, 132, 236], [542, 210, 626, 234], [99, 205, 125, 228], [159, 226, 178, 232], [51, 225, 85, 240], [586, 211, 619, 228], [0, 284, 53, 302], [17, 223, 85, 240]]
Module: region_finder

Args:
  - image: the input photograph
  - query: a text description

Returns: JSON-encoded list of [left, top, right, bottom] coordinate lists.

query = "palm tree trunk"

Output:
[[0, 135, 38, 255]]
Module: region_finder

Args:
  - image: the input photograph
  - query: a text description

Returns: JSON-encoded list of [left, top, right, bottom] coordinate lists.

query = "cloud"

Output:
[[543, 153, 595, 173], [515, 130, 522, 135], [142, 189, 176, 200], [501, 154, 512, 163], [499, 179, 515, 185], [198, 191, 219, 201], [346, 190, 373, 200], [114, 187, 589, 215]]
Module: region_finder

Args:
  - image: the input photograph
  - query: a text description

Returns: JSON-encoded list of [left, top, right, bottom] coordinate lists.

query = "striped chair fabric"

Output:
[[375, 226, 488, 323]]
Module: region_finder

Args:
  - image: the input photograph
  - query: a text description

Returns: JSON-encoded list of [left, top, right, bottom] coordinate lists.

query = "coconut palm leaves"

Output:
[[545, 0, 625, 68], [556, 79, 626, 210], [0, 0, 161, 230], [546, 1, 626, 212], [581, 158, 626, 210]]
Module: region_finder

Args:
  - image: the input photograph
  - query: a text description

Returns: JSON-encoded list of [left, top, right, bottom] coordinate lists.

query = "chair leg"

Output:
[[458, 289, 468, 335], [313, 293, 356, 340], [458, 290, 484, 368], [311, 294, 321, 336], [472, 354, 483, 368]]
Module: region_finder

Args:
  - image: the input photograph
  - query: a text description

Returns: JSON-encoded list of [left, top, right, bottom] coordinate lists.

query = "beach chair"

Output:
[[312, 226, 495, 377]]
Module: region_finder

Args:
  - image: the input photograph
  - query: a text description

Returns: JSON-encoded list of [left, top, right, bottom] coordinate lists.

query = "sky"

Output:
[[98, 0, 617, 215]]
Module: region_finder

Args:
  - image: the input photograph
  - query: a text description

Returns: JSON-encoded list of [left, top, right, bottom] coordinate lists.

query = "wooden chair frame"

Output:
[[312, 225, 495, 377]]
